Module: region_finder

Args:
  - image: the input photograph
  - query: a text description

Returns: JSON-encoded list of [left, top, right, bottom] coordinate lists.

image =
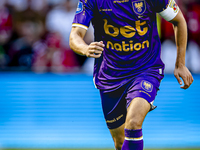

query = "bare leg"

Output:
[[109, 124, 125, 150], [125, 97, 150, 129], [108, 97, 151, 150], [121, 97, 151, 150]]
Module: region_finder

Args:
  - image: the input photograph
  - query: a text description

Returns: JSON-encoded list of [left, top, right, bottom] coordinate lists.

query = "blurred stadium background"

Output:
[[0, 0, 200, 150]]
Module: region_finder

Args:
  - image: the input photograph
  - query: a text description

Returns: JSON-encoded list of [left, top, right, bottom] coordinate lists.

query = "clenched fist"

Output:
[[85, 41, 105, 58]]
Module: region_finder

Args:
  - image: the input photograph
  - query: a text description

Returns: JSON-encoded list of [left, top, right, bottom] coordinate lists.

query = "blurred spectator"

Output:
[[0, 0, 12, 45], [161, 40, 177, 73], [160, 16, 177, 73], [32, 0, 80, 72], [187, 41, 200, 73], [187, 1, 200, 45], [46, 0, 76, 49], [46, 0, 94, 68], [7, 0, 49, 14], [7, 0, 45, 69], [0, 0, 199, 73], [32, 32, 80, 73], [186, 0, 200, 73], [0, 0, 12, 68]]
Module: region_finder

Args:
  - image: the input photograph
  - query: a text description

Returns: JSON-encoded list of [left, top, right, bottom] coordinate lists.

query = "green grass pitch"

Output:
[[1, 148, 200, 150]]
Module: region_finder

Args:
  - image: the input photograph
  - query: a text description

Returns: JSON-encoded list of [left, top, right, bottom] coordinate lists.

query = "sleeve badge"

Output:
[[169, 0, 179, 13], [76, 1, 83, 14]]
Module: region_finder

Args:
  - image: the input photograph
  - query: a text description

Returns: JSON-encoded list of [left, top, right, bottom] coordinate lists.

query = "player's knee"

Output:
[[125, 118, 142, 129]]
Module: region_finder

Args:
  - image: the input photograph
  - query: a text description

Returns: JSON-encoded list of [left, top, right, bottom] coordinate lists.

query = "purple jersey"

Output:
[[72, 0, 170, 90]]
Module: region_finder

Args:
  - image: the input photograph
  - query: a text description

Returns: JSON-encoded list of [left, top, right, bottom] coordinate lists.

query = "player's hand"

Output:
[[174, 65, 193, 89], [85, 41, 105, 58]]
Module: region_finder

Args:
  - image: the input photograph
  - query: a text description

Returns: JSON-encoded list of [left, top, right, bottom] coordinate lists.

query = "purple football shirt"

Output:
[[72, 0, 169, 90]]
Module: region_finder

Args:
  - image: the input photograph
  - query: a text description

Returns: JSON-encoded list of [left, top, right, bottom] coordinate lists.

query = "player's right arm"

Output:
[[69, 26, 105, 58]]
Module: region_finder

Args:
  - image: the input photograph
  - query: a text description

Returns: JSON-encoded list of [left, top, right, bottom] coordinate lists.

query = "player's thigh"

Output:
[[125, 75, 161, 129], [99, 87, 127, 149], [125, 97, 151, 129], [99, 88, 127, 129]]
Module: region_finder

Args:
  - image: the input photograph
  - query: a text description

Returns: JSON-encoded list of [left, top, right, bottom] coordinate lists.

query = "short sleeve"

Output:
[[151, 0, 179, 21], [72, 0, 95, 30], [158, 0, 179, 21]]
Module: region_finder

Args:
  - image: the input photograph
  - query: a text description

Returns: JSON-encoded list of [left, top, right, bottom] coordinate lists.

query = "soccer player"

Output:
[[69, 0, 193, 149]]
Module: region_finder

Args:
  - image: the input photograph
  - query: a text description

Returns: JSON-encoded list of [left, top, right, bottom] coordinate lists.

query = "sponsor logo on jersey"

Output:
[[132, 0, 146, 15], [141, 80, 153, 92], [76, 1, 83, 14], [103, 19, 149, 52]]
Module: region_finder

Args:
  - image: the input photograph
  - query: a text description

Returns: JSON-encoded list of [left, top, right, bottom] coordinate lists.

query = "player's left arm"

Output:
[[169, 10, 193, 89]]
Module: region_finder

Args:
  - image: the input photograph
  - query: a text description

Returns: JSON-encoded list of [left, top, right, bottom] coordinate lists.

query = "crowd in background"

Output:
[[0, 0, 199, 73]]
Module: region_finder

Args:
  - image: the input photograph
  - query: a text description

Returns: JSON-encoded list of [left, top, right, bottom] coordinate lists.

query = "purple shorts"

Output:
[[99, 75, 162, 129]]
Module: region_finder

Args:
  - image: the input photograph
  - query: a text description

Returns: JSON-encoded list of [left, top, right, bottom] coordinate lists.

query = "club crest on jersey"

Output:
[[76, 1, 83, 14], [132, 0, 146, 15], [141, 80, 153, 92]]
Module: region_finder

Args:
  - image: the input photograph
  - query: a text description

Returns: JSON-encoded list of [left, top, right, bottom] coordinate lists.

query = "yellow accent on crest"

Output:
[[144, 82, 151, 90], [132, 0, 146, 15], [135, 2, 143, 12]]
